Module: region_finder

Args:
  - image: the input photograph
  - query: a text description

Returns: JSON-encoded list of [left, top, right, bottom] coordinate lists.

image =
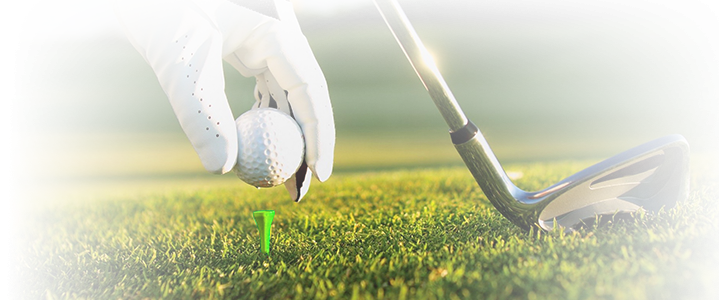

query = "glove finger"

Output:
[[258, 71, 295, 118], [269, 46, 335, 181], [252, 73, 267, 109], [114, 0, 238, 174], [266, 1, 335, 182]]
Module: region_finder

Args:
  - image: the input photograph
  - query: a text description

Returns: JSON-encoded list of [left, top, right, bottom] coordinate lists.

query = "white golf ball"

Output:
[[234, 108, 305, 187]]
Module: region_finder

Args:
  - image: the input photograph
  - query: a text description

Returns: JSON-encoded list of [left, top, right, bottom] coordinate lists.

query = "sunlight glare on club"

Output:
[[420, 48, 441, 76]]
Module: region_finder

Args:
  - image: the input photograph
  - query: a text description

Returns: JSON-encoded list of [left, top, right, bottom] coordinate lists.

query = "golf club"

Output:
[[373, 0, 690, 231]]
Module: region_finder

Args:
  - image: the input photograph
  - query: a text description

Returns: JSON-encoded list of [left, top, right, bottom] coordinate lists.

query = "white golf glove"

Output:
[[114, 0, 335, 202]]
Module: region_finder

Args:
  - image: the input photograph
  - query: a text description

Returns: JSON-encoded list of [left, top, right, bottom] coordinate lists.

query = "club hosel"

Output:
[[451, 121, 535, 228]]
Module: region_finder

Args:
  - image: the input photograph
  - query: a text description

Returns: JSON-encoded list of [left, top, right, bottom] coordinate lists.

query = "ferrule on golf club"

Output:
[[374, 0, 690, 231]]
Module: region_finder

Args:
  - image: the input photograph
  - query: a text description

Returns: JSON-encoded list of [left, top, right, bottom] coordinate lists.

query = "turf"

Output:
[[18, 162, 719, 299], [13, 5, 719, 299]]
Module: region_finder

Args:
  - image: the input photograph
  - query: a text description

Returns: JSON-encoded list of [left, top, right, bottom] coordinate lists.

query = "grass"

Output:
[[12, 11, 719, 299], [18, 162, 719, 299]]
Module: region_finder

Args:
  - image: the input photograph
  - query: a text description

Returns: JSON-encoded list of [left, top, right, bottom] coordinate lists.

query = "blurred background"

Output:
[[5, 0, 719, 199]]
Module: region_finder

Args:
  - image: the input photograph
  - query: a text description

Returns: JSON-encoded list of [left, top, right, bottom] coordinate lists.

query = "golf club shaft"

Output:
[[372, 0, 467, 131], [374, 0, 526, 224]]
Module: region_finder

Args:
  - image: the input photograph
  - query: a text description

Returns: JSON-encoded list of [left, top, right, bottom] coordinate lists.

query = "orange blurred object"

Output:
[[10, 196, 20, 235]]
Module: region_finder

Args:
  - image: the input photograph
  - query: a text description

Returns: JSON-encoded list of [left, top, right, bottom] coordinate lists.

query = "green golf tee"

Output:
[[253, 210, 275, 254]]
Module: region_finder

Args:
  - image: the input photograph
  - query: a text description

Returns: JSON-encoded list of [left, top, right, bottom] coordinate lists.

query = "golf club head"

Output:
[[455, 133, 690, 231], [534, 134, 690, 230]]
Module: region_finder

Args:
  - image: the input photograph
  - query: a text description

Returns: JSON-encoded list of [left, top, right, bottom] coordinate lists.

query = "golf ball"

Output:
[[234, 108, 305, 187]]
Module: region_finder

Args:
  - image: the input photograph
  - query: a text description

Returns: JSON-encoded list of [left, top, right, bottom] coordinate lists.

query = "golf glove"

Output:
[[114, 0, 335, 201]]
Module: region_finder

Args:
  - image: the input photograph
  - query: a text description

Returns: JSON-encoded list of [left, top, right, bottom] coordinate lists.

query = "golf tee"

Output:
[[253, 210, 275, 254]]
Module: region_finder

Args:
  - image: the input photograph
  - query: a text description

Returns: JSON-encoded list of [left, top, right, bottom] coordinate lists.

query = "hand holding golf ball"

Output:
[[114, 0, 335, 201]]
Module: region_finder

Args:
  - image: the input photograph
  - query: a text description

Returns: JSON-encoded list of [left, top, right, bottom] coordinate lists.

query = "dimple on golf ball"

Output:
[[234, 108, 305, 188]]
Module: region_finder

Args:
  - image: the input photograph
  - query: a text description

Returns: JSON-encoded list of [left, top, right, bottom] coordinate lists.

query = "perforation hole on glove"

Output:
[[177, 34, 224, 140]]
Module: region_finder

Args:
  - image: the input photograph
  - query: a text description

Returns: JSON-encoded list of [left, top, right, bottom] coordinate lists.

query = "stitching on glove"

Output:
[[231, 52, 267, 73]]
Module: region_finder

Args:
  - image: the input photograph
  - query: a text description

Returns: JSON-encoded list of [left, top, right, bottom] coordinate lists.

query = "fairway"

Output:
[[9, 1, 719, 298], [18, 161, 719, 299]]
